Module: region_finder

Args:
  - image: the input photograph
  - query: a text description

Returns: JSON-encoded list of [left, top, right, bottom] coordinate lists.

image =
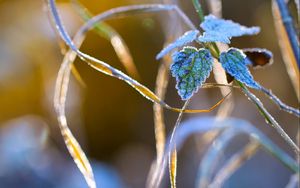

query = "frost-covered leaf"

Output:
[[198, 15, 260, 44], [226, 48, 273, 83], [170, 47, 213, 100], [156, 30, 199, 60], [219, 48, 261, 89], [243, 48, 273, 68], [198, 31, 232, 44]]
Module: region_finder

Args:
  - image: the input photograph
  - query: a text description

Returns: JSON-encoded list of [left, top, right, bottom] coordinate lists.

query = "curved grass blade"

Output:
[[45, 4, 86, 88], [147, 117, 299, 188], [169, 100, 190, 188], [169, 149, 178, 188], [209, 141, 260, 188], [272, 1, 299, 100], [60, 123, 96, 188], [273, 0, 300, 68], [156, 30, 200, 60], [153, 55, 170, 168], [150, 0, 186, 169], [149, 4, 186, 179], [196, 127, 240, 188], [48, 0, 227, 114], [53, 39, 96, 188], [46, 2, 224, 188], [71, 0, 140, 80]]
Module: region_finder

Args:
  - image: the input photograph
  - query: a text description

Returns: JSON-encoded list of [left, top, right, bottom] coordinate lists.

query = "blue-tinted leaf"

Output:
[[219, 48, 261, 89], [170, 47, 213, 100], [243, 48, 273, 68], [198, 31, 231, 44], [198, 15, 260, 44], [156, 30, 199, 60]]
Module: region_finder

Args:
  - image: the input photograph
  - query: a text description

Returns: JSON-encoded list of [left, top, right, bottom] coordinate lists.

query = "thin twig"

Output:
[[260, 86, 300, 117]]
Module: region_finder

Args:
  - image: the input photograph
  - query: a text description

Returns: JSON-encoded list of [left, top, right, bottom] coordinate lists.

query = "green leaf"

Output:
[[219, 48, 261, 89], [170, 47, 213, 100]]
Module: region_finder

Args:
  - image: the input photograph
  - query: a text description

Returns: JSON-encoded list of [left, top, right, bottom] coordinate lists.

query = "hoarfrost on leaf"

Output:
[[219, 48, 261, 89], [170, 47, 213, 100], [156, 30, 199, 59], [198, 15, 260, 44]]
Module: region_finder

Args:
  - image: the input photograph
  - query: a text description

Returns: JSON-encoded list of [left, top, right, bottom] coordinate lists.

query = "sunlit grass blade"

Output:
[[46, 2, 219, 188], [53, 41, 95, 188], [48, 0, 226, 114], [60, 122, 96, 188], [45, 3, 86, 87], [168, 100, 190, 188], [71, 64, 86, 87], [209, 141, 260, 188], [272, 1, 299, 100], [148, 117, 299, 188], [273, 0, 299, 69], [153, 55, 171, 165], [169, 149, 177, 188], [151, 1, 190, 183], [147, 55, 172, 188], [71, 0, 140, 80]]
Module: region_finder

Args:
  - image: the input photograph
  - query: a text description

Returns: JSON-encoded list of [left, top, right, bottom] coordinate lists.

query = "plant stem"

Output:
[[191, 0, 299, 153], [192, 0, 205, 22]]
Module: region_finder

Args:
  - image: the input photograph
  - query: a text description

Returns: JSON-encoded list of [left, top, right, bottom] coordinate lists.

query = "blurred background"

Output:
[[0, 0, 298, 187]]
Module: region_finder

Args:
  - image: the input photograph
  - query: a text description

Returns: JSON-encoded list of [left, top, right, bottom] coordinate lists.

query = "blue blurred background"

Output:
[[0, 0, 298, 187]]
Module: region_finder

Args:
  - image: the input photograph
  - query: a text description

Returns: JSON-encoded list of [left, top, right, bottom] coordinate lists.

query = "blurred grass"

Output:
[[0, 0, 299, 187]]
